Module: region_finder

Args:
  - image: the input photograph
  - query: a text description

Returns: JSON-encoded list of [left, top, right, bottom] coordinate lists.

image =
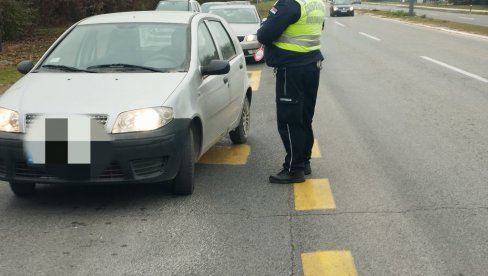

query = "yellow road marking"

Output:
[[302, 251, 358, 276], [294, 179, 336, 210], [247, 70, 261, 92], [198, 144, 250, 165], [311, 139, 321, 158]]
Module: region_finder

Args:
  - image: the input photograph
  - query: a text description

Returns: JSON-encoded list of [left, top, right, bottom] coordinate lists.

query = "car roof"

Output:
[[78, 11, 196, 25], [208, 4, 257, 10]]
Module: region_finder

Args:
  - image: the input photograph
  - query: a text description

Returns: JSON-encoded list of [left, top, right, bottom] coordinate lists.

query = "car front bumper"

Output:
[[0, 119, 191, 184]]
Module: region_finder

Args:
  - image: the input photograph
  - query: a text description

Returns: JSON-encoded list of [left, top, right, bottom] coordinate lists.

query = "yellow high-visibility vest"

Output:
[[273, 0, 325, 52]]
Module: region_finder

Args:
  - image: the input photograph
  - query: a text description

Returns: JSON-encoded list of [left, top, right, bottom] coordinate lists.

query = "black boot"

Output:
[[269, 168, 305, 184], [304, 163, 311, 175]]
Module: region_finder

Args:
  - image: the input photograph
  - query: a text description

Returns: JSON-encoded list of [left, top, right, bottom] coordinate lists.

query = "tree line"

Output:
[[0, 0, 162, 42]]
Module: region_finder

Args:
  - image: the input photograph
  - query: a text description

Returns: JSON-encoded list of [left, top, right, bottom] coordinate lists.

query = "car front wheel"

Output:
[[172, 128, 195, 195], [229, 97, 250, 144], [9, 182, 36, 197]]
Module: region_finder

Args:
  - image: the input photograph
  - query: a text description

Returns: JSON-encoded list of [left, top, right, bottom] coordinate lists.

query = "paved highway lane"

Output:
[[359, 3, 488, 27], [306, 14, 488, 275], [1, 14, 488, 275]]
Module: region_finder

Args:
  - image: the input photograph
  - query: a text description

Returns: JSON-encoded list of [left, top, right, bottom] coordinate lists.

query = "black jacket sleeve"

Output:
[[257, 0, 301, 46]]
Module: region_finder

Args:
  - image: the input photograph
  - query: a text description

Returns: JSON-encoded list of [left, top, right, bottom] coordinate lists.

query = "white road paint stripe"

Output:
[[359, 32, 381, 41], [334, 22, 345, 27], [421, 56, 488, 83], [458, 16, 475, 20]]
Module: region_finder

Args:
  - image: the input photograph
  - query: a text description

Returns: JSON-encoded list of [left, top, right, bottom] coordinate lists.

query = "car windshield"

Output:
[[201, 3, 224, 13], [156, 1, 191, 11], [334, 0, 352, 4], [39, 23, 188, 73], [209, 8, 259, 24]]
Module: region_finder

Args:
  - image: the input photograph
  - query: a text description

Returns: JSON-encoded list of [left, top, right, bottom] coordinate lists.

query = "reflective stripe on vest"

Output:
[[273, 0, 325, 53], [276, 34, 321, 47]]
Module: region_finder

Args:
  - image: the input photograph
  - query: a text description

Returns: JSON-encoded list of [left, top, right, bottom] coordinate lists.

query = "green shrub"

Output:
[[0, 0, 37, 40]]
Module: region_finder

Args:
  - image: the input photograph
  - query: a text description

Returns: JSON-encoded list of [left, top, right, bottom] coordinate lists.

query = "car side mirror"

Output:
[[17, 60, 34, 75], [261, 17, 267, 25], [200, 60, 230, 76]]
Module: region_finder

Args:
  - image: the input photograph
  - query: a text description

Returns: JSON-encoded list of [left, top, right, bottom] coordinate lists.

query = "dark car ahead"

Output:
[[330, 0, 354, 16]]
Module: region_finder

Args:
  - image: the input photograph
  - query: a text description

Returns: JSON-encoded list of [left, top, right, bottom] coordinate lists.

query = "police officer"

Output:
[[257, 0, 325, 184]]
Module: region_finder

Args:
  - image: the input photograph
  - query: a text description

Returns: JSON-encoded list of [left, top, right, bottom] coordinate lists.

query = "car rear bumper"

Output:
[[0, 119, 191, 184]]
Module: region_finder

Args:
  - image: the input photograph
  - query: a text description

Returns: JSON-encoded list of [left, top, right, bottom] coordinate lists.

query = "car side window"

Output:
[[197, 23, 219, 66], [206, 21, 237, 61]]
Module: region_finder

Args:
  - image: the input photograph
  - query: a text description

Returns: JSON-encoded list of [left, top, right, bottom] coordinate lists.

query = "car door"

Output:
[[206, 20, 246, 129], [196, 21, 231, 148]]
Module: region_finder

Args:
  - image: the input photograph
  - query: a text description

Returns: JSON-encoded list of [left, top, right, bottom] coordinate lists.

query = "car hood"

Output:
[[229, 23, 260, 36], [0, 72, 186, 116]]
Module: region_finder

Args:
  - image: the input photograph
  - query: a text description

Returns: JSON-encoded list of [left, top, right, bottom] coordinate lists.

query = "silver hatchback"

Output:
[[208, 4, 263, 60], [0, 11, 251, 196]]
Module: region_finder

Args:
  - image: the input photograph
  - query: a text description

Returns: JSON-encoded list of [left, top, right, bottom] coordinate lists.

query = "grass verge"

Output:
[[0, 66, 21, 94], [0, 26, 66, 94], [257, 0, 275, 18], [358, 9, 488, 36]]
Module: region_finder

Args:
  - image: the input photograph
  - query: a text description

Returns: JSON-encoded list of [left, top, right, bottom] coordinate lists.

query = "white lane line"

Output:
[[359, 32, 381, 41], [421, 56, 488, 83], [334, 21, 345, 27], [458, 16, 475, 20]]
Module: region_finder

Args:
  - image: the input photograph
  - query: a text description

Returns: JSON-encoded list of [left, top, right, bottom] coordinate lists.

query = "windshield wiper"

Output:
[[41, 64, 95, 73], [87, 64, 163, 72]]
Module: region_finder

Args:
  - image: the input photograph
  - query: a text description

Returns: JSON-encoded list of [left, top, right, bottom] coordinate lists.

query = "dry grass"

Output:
[[0, 27, 66, 93]]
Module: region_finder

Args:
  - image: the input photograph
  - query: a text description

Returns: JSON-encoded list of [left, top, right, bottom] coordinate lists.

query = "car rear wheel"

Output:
[[172, 128, 195, 195], [230, 97, 250, 144], [9, 182, 36, 197]]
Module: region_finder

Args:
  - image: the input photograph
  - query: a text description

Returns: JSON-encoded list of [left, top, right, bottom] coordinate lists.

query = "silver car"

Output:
[[156, 0, 201, 12], [0, 11, 251, 196], [330, 0, 355, 16], [208, 4, 263, 60]]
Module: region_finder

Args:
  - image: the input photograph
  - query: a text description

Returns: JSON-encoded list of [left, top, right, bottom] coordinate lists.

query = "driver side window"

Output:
[[197, 23, 219, 66]]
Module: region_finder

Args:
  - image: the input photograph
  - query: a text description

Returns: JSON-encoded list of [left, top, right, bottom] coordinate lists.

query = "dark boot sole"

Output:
[[269, 176, 306, 184]]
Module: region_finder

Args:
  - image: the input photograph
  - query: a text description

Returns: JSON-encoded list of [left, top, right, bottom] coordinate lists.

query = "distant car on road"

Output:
[[0, 11, 251, 196], [208, 4, 263, 61], [330, 0, 355, 16], [156, 0, 201, 12]]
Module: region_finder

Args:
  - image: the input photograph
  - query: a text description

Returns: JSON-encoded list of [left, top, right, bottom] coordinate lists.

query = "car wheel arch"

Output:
[[246, 87, 252, 105], [190, 116, 203, 161]]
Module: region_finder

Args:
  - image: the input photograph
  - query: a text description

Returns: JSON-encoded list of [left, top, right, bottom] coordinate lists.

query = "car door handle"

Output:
[[239, 63, 243, 69], [223, 77, 229, 84]]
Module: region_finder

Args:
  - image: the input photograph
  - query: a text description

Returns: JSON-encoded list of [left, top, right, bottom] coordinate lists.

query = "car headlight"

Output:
[[333, 7, 338, 10], [350, 6, 354, 10], [0, 108, 20, 133], [112, 107, 174, 133], [245, 34, 257, 42]]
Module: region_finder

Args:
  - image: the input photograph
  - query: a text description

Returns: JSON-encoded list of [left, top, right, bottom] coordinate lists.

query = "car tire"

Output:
[[9, 182, 36, 197], [351, 11, 355, 16], [230, 97, 250, 144], [173, 128, 195, 195]]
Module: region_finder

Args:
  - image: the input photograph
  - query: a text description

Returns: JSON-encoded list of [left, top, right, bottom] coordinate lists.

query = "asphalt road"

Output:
[[358, 2, 488, 27], [1, 14, 488, 276]]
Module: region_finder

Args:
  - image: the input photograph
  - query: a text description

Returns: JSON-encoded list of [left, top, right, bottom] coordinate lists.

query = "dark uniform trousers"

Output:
[[275, 61, 321, 172]]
